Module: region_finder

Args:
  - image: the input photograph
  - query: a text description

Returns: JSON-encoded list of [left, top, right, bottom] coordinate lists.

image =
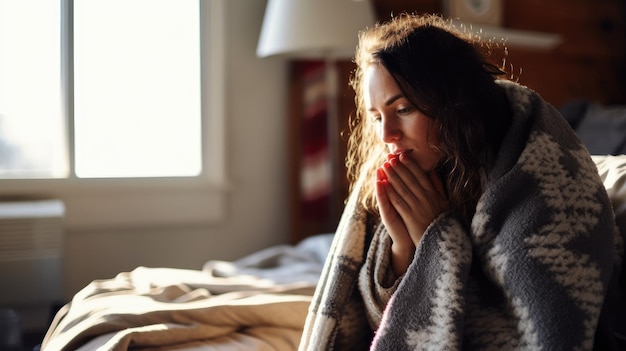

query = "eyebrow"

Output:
[[385, 94, 403, 106], [366, 93, 404, 112]]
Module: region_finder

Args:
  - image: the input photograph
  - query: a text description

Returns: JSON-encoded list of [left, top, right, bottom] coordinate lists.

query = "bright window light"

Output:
[[0, 0, 226, 229], [0, 0, 202, 179], [0, 0, 67, 178], [73, 0, 202, 178]]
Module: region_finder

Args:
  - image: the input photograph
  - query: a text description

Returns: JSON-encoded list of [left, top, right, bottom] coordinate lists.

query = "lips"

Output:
[[393, 149, 413, 156], [387, 149, 413, 161]]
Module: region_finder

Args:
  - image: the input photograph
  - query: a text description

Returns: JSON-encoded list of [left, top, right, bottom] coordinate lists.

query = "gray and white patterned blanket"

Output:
[[299, 81, 624, 350]]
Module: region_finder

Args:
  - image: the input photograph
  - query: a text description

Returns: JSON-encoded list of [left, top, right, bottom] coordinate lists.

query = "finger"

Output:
[[381, 160, 419, 208], [375, 176, 413, 247], [376, 176, 401, 227], [385, 158, 447, 227], [382, 154, 425, 193], [376, 167, 387, 181], [377, 165, 414, 219], [397, 152, 437, 194], [381, 166, 416, 217], [375, 167, 393, 212], [384, 156, 434, 207], [382, 179, 430, 246]]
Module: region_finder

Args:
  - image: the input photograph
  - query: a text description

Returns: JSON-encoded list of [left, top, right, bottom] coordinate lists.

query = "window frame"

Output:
[[0, 0, 228, 230]]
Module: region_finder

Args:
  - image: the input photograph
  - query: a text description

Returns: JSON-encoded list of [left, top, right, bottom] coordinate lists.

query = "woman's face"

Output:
[[363, 63, 442, 171]]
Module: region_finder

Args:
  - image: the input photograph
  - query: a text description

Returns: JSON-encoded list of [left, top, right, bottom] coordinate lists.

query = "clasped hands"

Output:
[[375, 151, 449, 275]]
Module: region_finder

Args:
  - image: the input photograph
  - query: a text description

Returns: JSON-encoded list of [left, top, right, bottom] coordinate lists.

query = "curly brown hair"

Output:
[[346, 14, 512, 223]]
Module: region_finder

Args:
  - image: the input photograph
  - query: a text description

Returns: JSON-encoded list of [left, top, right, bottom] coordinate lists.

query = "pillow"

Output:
[[592, 154, 626, 342], [593, 154, 626, 237], [560, 99, 589, 129], [577, 104, 626, 155]]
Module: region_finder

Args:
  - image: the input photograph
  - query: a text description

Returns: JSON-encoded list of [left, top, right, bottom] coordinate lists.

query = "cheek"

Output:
[[415, 153, 438, 172], [423, 117, 441, 146], [414, 118, 434, 145], [375, 123, 383, 140], [417, 119, 442, 170]]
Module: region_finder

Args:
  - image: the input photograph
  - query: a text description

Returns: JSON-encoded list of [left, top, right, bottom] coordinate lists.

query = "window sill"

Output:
[[0, 178, 229, 230]]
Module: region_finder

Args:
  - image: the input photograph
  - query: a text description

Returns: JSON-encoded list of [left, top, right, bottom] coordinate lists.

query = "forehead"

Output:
[[363, 64, 402, 107], [364, 64, 390, 86]]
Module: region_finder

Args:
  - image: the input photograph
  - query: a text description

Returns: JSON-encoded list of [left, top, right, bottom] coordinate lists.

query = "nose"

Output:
[[379, 115, 401, 144]]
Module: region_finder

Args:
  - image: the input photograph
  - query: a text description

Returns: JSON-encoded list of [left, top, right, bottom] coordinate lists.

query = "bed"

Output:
[[41, 234, 334, 351], [40, 101, 626, 351]]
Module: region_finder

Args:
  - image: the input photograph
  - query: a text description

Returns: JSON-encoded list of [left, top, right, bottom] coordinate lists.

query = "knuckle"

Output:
[[400, 186, 413, 198]]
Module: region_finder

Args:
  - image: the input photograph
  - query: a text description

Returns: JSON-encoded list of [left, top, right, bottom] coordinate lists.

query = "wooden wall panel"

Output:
[[503, 0, 626, 105]]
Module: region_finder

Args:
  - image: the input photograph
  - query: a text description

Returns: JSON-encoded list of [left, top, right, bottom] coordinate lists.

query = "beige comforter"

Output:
[[42, 266, 315, 351]]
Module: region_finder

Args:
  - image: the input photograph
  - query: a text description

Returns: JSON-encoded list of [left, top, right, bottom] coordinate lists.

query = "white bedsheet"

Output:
[[42, 234, 334, 351]]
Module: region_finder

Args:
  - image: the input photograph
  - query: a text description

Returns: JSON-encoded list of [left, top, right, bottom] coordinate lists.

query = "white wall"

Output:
[[63, 0, 290, 298]]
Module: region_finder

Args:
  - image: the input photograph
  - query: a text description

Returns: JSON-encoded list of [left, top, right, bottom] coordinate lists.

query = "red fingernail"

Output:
[[377, 168, 387, 180]]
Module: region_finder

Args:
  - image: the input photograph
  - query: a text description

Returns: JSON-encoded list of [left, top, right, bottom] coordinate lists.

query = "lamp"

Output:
[[257, 0, 375, 236], [256, 0, 375, 59]]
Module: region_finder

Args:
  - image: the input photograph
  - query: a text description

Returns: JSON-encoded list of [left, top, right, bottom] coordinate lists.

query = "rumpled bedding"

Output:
[[42, 234, 333, 351]]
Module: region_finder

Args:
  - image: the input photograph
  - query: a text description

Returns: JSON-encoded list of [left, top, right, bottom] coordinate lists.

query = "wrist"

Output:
[[390, 242, 415, 276], [391, 242, 415, 258]]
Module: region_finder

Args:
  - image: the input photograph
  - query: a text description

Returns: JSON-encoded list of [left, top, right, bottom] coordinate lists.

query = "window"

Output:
[[73, 0, 202, 178], [0, 0, 65, 178], [0, 0, 227, 229]]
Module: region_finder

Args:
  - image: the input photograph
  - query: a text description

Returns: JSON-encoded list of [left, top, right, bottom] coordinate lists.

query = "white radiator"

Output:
[[0, 199, 65, 332]]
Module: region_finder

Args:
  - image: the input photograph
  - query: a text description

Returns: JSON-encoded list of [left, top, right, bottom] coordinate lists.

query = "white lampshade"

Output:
[[256, 0, 376, 59]]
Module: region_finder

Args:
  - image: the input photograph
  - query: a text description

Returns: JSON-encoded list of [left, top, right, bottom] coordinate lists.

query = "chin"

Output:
[[418, 156, 441, 172]]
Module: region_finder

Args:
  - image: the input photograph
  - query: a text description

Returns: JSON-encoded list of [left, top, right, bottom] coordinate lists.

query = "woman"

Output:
[[298, 14, 624, 350]]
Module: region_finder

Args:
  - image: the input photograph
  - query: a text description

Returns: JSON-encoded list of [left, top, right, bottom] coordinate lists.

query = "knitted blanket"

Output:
[[299, 81, 624, 350]]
